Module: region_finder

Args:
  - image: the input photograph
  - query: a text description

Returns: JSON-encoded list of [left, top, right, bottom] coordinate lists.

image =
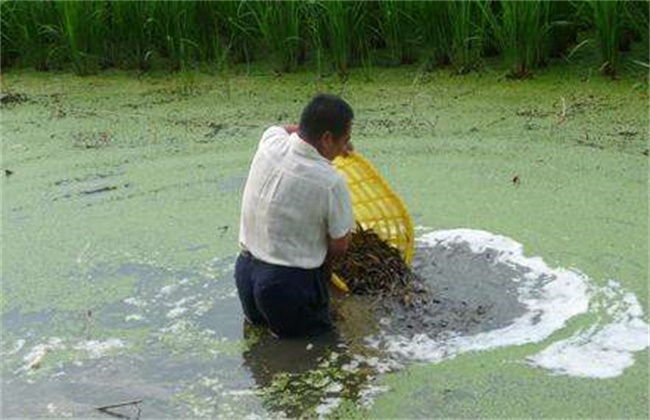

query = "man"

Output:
[[235, 94, 355, 338]]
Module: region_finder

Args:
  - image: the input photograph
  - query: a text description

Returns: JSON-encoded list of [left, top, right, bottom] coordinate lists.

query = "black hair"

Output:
[[299, 94, 354, 143]]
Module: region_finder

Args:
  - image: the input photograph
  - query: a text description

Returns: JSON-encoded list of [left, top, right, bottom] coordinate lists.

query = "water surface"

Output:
[[2, 67, 647, 418]]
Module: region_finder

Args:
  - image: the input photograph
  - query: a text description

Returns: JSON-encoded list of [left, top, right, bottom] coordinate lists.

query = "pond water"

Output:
[[1, 67, 648, 418]]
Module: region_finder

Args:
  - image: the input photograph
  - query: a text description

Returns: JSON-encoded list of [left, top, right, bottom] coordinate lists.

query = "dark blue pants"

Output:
[[235, 252, 333, 338]]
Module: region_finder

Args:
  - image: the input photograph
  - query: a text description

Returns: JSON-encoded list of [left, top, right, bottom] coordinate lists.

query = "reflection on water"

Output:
[[243, 325, 344, 417], [0, 256, 385, 418], [242, 324, 341, 389]]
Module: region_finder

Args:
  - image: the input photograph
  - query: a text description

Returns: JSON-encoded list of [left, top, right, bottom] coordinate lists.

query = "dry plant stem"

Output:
[[96, 399, 143, 411]]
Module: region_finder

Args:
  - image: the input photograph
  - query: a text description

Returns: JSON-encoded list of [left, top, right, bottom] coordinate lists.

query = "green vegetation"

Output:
[[590, 0, 623, 77], [0, 1, 647, 77], [479, 0, 552, 78], [448, 0, 484, 74]]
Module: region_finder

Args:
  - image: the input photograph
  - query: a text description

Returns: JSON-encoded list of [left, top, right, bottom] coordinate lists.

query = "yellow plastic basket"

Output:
[[330, 151, 414, 293]]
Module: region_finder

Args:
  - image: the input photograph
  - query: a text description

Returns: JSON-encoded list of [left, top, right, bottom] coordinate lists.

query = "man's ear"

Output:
[[320, 131, 334, 148]]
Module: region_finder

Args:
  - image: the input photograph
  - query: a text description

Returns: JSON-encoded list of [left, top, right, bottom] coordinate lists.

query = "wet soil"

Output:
[[378, 241, 527, 338]]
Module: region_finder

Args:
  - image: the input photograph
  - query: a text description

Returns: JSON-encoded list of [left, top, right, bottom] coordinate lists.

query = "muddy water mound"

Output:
[[377, 240, 528, 338], [333, 230, 529, 343]]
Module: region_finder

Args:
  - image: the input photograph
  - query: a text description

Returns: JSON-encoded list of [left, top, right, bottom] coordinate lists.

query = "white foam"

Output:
[[315, 397, 342, 417], [371, 229, 648, 379], [3, 339, 26, 356], [167, 306, 188, 318], [157, 284, 178, 296], [73, 338, 126, 358], [528, 282, 649, 378], [358, 384, 390, 408], [371, 229, 591, 363], [123, 297, 147, 307], [22, 338, 65, 367]]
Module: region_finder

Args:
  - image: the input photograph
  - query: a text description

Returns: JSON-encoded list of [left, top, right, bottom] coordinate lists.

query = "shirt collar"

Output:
[[289, 133, 331, 165]]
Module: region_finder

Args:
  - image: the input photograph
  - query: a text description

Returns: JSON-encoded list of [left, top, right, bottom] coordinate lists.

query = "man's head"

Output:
[[299, 94, 354, 161]]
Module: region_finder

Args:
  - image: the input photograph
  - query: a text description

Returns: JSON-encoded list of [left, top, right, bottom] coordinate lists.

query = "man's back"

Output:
[[239, 126, 352, 269]]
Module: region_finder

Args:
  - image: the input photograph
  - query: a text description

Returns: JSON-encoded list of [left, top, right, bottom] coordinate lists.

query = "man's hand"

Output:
[[341, 141, 354, 157], [284, 124, 299, 134], [328, 232, 351, 257]]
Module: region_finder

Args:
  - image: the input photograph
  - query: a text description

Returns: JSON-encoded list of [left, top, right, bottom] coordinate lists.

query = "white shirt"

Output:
[[239, 126, 354, 269]]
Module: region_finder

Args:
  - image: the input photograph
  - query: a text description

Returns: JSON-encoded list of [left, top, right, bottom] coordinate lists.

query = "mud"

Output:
[[379, 241, 527, 338]]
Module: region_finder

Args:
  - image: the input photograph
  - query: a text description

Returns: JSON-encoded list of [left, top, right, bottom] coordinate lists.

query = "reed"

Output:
[[210, 1, 257, 66], [590, 0, 622, 77], [447, 0, 484, 74], [316, 0, 371, 78], [151, 1, 202, 71], [56, 1, 108, 75], [107, 0, 156, 70], [374, 0, 419, 65], [480, 0, 552, 78], [250, 0, 304, 73], [304, 1, 325, 76], [0, 0, 77, 72], [547, 1, 579, 59], [0, 0, 644, 79], [622, 1, 649, 68], [0, 1, 35, 68], [413, 1, 452, 68]]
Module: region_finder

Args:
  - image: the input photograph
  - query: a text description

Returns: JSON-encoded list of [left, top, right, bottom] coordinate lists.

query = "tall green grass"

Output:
[[250, 0, 304, 73], [108, 1, 155, 70], [589, 0, 622, 77], [623, 1, 649, 68], [316, 0, 371, 78], [56, 0, 108, 75], [373, 0, 419, 65], [447, 0, 485, 74], [547, 1, 579, 59], [0, 0, 646, 79], [207, 1, 257, 67], [0, 1, 60, 70], [480, 0, 552, 78], [152, 1, 202, 71], [413, 1, 451, 68]]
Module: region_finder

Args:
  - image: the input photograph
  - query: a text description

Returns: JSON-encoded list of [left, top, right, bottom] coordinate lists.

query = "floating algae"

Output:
[[332, 225, 428, 308]]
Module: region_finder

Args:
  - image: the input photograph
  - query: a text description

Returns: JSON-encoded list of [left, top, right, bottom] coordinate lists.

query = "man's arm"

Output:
[[324, 232, 351, 284], [326, 174, 354, 258], [328, 232, 351, 257], [283, 124, 299, 135]]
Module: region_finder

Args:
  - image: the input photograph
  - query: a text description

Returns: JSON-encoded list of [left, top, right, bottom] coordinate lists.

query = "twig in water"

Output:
[[96, 399, 143, 419], [82, 309, 94, 340], [97, 409, 130, 419], [76, 241, 91, 265], [558, 97, 566, 125], [96, 399, 143, 411]]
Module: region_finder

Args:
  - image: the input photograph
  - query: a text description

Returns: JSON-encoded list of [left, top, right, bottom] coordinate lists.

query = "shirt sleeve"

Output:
[[327, 176, 354, 239], [259, 126, 288, 148]]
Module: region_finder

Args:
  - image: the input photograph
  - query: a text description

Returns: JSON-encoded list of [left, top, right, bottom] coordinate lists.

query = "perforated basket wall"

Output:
[[333, 151, 415, 264]]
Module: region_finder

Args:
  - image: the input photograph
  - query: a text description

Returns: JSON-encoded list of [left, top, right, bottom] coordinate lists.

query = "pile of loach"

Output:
[[332, 225, 428, 307]]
